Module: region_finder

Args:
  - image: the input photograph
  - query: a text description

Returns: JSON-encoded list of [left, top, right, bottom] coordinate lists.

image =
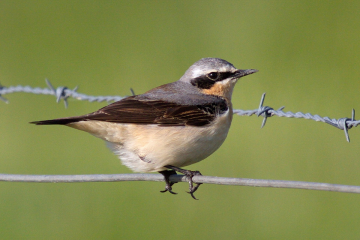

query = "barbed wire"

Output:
[[0, 79, 124, 107], [0, 79, 359, 142], [1, 173, 360, 194]]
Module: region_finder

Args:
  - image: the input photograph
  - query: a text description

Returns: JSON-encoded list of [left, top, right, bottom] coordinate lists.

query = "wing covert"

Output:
[[84, 96, 228, 127]]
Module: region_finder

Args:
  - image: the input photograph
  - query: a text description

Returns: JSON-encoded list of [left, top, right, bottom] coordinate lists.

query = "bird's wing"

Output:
[[83, 96, 228, 126], [31, 96, 228, 127]]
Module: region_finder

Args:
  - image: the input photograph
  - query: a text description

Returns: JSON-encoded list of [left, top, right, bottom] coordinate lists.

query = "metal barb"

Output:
[[261, 117, 267, 128], [257, 93, 266, 114], [256, 93, 275, 128], [55, 87, 67, 103], [344, 125, 350, 143], [45, 79, 55, 92], [0, 96, 8, 103], [338, 109, 356, 142], [46, 79, 76, 108], [63, 96, 69, 108], [0, 94, 8, 103], [337, 118, 351, 142], [0, 84, 8, 103], [61, 86, 78, 108], [130, 88, 135, 96]]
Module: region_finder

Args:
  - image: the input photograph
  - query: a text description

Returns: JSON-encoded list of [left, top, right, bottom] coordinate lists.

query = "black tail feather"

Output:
[[30, 116, 84, 125]]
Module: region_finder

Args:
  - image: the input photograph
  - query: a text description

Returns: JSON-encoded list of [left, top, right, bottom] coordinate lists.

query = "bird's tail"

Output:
[[30, 116, 85, 125]]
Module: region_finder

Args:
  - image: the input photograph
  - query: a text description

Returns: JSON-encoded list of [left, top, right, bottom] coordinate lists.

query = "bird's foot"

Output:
[[164, 165, 203, 200], [159, 170, 178, 194]]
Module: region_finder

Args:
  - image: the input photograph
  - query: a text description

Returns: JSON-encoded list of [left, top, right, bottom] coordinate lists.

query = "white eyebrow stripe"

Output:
[[219, 66, 231, 72], [192, 69, 217, 78]]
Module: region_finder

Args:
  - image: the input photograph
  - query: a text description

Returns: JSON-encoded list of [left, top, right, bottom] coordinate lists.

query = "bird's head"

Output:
[[179, 58, 258, 100]]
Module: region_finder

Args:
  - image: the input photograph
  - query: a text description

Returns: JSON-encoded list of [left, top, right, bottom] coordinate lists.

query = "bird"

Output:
[[31, 58, 258, 199]]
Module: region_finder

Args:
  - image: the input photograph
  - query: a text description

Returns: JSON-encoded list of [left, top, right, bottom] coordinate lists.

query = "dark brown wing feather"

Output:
[[31, 96, 228, 127]]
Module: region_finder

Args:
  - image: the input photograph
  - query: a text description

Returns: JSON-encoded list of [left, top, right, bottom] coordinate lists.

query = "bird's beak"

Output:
[[233, 69, 258, 78]]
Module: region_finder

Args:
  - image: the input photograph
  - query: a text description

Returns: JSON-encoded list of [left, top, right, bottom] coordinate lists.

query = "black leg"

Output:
[[164, 165, 203, 200], [159, 170, 178, 195]]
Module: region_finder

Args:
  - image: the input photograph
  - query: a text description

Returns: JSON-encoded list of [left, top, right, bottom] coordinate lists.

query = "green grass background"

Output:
[[1, 1, 360, 239]]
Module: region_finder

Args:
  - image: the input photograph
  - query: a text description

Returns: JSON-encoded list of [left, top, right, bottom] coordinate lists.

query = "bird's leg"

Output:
[[159, 170, 178, 195], [164, 165, 203, 200]]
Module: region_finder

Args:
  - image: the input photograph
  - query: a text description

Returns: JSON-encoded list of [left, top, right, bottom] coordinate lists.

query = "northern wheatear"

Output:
[[32, 58, 257, 199]]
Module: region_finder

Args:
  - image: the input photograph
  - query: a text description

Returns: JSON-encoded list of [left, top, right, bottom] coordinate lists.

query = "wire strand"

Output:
[[0, 173, 359, 194]]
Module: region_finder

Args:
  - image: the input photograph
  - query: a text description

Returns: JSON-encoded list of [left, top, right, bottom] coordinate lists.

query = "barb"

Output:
[[234, 93, 359, 142], [0, 80, 358, 141], [0, 173, 359, 194], [0, 79, 124, 107]]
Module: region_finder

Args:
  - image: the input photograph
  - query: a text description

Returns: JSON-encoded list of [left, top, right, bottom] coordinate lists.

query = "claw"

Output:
[[187, 183, 203, 200], [164, 165, 203, 200], [159, 170, 178, 195], [160, 181, 177, 194], [185, 171, 203, 200], [160, 187, 177, 195]]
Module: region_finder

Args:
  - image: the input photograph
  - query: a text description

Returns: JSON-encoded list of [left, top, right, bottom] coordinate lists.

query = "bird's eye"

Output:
[[206, 72, 219, 80]]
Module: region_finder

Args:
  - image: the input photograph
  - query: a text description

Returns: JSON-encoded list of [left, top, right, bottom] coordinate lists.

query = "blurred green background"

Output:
[[1, 1, 360, 239]]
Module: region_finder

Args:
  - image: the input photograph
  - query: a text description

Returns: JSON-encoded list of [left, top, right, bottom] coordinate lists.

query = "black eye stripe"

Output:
[[218, 72, 234, 80], [190, 71, 235, 89], [190, 77, 215, 89]]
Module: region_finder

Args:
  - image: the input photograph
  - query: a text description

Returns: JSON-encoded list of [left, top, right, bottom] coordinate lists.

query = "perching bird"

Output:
[[31, 58, 257, 199]]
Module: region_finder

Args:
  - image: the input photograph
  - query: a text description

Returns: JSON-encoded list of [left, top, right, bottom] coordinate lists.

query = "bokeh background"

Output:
[[1, 1, 360, 239]]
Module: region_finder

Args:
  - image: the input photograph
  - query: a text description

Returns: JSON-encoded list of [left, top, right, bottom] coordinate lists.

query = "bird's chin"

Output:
[[229, 78, 239, 85]]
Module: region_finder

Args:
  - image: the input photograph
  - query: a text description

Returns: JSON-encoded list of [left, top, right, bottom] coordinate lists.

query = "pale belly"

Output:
[[69, 109, 233, 172]]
